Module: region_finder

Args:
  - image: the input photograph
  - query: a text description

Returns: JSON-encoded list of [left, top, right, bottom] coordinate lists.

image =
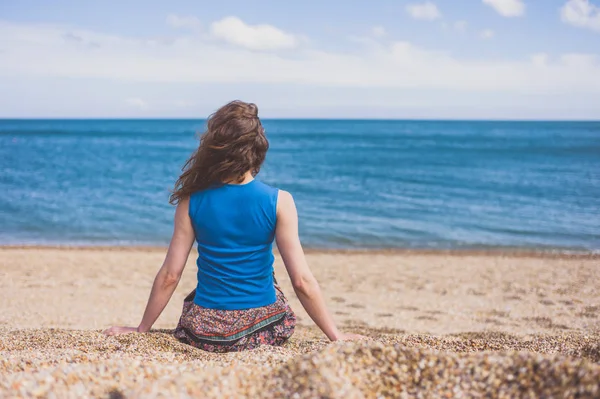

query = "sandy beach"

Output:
[[1, 247, 599, 397]]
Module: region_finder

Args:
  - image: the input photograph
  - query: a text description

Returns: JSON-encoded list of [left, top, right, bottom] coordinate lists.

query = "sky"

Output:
[[0, 0, 599, 119]]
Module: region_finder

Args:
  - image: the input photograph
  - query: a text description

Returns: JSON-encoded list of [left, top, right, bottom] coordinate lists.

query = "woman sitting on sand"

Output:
[[104, 101, 364, 352]]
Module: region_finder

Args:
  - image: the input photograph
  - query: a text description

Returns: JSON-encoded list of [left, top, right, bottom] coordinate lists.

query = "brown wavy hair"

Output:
[[169, 101, 269, 205]]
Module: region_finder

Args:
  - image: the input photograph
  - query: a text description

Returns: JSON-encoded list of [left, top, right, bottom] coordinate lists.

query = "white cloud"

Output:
[[209, 16, 297, 51], [173, 100, 195, 108], [441, 21, 468, 33], [480, 29, 495, 39], [561, 53, 598, 67], [0, 19, 599, 108], [166, 14, 201, 30], [561, 0, 600, 32], [125, 97, 148, 109], [482, 0, 525, 17], [530, 53, 549, 67], [406, 2, 442, 21], [372, 26, 386, 37]]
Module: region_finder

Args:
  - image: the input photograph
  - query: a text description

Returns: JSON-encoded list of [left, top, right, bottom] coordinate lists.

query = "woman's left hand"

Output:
[[103, 326, 138, 336]]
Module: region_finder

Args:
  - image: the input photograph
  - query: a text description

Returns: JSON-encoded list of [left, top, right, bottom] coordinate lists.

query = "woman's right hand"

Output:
[[103, 326, 138, 336], [334, 333, 370, 341]]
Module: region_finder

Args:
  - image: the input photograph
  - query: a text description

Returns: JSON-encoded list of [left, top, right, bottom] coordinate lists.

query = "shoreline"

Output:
[[1, 244, 598, 259]]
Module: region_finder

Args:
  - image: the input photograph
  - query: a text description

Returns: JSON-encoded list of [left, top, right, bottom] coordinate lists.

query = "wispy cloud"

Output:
[[480, 29, 495, 39], [406, 2, 442, 21], [125, 97, 148, 110], [166, 14, 201, 30], [530, 53, 549, 67], [210, 16, 298, 51], [441, 21, 468, 33], [561, 0, 600, 33], [482, 0, 525, 17], [371, 26, 386, 38], [173, 100, 195, 108], [453, 20, 468, 32], [0, 19, 598, 96]]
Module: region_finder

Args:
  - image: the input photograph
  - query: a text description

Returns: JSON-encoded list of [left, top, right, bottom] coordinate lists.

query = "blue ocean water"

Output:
[[1, 119, 599, 252]]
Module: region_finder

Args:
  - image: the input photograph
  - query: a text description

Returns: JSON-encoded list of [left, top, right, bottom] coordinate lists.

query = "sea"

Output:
[[1, 119, 599, 252]]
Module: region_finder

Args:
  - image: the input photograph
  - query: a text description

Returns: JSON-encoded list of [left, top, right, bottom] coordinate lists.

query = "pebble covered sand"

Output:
[[1, 248, 599, 397], [1, 328, 599, 398]]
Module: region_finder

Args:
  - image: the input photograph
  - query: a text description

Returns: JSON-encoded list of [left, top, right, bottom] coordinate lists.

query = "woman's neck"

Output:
[[224, 171, 254, 185]]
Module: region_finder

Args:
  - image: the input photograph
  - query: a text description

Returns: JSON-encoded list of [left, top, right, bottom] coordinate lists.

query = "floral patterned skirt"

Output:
[[173, 282, 296, 353]]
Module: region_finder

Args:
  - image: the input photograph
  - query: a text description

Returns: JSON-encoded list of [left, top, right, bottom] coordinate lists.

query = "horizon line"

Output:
[[1, 117, 600, 123]]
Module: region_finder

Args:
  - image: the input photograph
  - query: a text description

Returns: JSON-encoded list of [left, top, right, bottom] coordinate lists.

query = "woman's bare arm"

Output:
[[104, 198, 195, 336], [275, 190, 365, 341]]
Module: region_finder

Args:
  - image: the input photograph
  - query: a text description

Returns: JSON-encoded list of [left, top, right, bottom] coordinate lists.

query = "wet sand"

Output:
[[1, 247, 599, 397]]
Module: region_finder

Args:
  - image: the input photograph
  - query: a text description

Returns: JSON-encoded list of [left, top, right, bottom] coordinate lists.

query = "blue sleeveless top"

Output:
[[188, 179, 279, 310]]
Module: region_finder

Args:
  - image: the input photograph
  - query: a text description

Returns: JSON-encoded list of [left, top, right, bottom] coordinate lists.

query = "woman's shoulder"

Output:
[[254, 180, 280, 195], [254, 181, 296, 203]]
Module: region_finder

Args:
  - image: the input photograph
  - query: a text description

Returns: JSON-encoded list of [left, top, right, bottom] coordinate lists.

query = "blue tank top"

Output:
[[188, 179, 279, 310]]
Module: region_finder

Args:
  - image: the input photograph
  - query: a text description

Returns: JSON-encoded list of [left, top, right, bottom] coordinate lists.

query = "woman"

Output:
[[104, 101, 364, 352]]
